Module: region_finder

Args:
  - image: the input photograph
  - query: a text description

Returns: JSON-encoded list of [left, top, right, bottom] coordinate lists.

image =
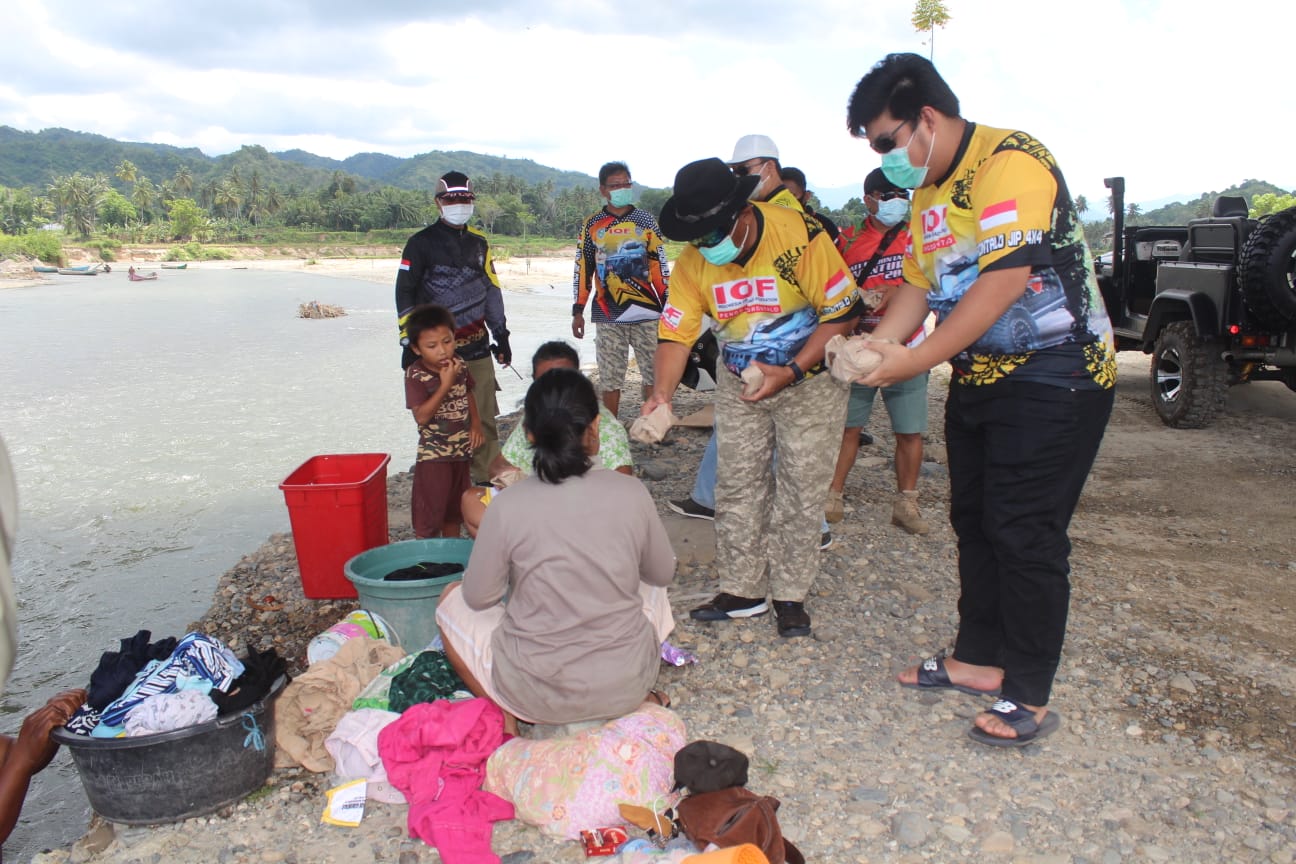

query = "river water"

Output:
[[0, 268, 583, 860]]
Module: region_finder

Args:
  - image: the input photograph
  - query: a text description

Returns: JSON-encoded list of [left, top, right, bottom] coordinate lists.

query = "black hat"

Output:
[[436, 171, 474, 197], [672, 740, 750, 793], [659, 158, 759, 242], [864, 167, 905, 197]]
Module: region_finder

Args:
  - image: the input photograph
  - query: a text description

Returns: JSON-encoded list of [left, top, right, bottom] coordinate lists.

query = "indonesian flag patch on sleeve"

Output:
[[979, 200, 1018, 231], [398, 259, 411, 271]]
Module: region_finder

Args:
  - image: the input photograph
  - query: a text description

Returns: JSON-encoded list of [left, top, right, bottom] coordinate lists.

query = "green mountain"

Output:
[[0, 126, 598, 195], [1126, 180, 1291, 224]]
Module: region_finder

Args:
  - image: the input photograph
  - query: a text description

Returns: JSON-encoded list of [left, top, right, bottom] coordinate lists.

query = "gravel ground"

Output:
[[33, 358, 1296, 864]]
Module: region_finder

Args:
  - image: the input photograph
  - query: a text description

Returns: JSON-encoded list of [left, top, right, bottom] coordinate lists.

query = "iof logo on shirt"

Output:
[[660, 303, 684, 332], [921, 205, 954, 254], [711, 277, 781, 321]]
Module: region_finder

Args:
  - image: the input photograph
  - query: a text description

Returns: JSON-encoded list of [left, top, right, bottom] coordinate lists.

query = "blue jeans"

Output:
[[692, 429, 830, 533]]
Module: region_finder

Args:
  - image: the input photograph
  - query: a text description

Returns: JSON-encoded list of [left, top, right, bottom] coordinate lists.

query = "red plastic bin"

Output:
[[279, 453, 391, 599]]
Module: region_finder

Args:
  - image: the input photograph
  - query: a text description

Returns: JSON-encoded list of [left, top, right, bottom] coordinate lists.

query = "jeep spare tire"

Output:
[[1240, 206, 1296, 325]]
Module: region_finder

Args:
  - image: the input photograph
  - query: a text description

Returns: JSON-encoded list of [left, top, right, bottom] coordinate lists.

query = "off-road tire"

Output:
[[1240, 207, 1296, 325], [986, 307, 1037, 352], [1150, 320, 1228, 428]]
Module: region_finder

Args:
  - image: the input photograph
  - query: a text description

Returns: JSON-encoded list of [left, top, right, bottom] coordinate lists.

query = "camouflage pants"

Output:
[[714, 368, 848, 602], [465, 354, 500, 484], [595, 319, 659, 392]]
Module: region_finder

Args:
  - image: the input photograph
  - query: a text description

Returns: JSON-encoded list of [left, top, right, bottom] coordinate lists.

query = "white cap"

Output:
[[729, 134, 779, 164]]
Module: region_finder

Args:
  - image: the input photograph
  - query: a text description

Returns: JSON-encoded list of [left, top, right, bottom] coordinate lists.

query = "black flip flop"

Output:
[[899, 654, 1001, 697], [967, 700, 1061, 748]]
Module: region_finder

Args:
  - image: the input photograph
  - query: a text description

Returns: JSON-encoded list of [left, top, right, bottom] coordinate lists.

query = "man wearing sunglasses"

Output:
[[727, 134, 802, 212], [780, 166, 839, 245], [828, 168, 931, 535], [396, 171, 512, 484], [846, 53, 1114, 747], [645, 158, 860, 639]]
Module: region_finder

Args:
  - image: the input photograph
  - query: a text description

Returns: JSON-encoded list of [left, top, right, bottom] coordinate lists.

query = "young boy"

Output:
[[404, 304, 484, 538]]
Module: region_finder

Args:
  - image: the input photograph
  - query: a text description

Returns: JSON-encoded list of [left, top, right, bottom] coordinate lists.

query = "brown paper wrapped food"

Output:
[[740, 365, 765, 397], [825, 334, 884, 383], [629, 403, 677, 444]]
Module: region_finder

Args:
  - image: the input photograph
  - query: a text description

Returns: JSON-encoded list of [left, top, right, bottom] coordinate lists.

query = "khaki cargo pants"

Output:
[[714, 367, 848, 603]]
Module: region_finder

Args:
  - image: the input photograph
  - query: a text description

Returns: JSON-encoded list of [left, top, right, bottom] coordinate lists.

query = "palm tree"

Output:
[[1075, 194, 1089, 217], [49, 172, 108, 237], [115, 160, 138, 186], [172, 166, 194, 197], [131, 178, 158, 224]]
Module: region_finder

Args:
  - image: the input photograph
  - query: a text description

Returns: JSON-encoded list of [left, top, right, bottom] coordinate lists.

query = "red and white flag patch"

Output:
[[979, 200, 1018, 231], [398, 259, 411, 271]]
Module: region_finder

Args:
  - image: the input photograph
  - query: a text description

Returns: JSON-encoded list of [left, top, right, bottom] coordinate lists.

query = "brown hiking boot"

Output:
[[824, 489, 845, 523], [891, 491, 931, 535]]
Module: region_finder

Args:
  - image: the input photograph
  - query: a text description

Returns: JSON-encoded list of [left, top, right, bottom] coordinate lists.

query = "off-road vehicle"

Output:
[[1098, 177, 1296, 427]]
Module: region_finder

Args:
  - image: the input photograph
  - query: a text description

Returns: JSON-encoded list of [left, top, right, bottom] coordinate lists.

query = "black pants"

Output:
[[946, 380, 1114, 706]]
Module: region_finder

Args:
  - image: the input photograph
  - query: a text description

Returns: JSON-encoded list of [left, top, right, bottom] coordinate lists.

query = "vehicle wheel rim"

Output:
[[1155, 350, 1183, 402]]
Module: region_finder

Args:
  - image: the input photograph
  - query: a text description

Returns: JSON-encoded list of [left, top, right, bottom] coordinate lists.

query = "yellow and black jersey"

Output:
[[660, 203, 860, 379], [573, 207, 670, 324], [903, 123, 1115, 388]]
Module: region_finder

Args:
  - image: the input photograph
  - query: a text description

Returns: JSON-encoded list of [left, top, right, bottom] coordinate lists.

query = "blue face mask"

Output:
[[698, 220, 748, 266], [880, 125, 936, 190], [875, 198, 910, 227], [608, 188, 634, 208]]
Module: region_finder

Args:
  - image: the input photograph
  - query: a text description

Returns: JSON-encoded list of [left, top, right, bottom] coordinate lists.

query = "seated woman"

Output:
[[461, 341, 633, 538], [437, 367, 675, 735]]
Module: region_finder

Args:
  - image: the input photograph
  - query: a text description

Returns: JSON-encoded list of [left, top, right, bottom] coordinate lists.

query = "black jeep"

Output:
[[1098, 177, 1296, 427]]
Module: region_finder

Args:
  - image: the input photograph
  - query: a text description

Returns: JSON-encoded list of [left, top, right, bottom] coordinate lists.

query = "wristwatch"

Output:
[[787, 361, 805, 383], [572, 304, 585, 317]]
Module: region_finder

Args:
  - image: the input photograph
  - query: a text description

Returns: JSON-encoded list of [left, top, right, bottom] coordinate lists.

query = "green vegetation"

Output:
[[0, 230, 63, 264]]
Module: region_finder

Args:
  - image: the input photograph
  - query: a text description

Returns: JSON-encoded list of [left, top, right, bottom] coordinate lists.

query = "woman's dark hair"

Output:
[[523, 367, 599, 484], [530, 340, 580, 374], [846, 53, 961, 137]]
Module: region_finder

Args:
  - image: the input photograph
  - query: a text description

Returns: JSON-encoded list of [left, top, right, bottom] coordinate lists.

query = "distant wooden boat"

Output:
[[128, 271, 159, 281], [57, 268, 98, 275], [160, 263, 188, 270], [33, 265, 58, 273], [62, 264, 95, 272]]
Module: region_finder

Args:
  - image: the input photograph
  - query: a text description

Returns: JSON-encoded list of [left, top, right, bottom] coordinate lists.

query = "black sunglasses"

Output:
[[437, 193, 476, 204], [869, 118, 910, 155], [687, 210, 740, 249], [730, 159, 766, 177], [870, 191, 908, 201]]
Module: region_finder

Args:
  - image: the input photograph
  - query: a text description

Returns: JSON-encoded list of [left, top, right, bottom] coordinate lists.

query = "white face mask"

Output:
[[440, 203, 474, 226]]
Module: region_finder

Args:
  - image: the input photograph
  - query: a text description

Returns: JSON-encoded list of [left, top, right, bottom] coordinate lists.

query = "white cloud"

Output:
[[0, 0, 1291, 210]]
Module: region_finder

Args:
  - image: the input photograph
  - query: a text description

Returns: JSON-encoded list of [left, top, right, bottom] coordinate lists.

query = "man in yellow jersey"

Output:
[[846, 53, 1115, 746], [727, 134, 803, 212], [645, 158, 860, 638]]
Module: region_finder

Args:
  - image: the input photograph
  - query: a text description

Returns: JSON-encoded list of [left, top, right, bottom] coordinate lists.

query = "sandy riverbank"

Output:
[[0, 251, 578, 293]]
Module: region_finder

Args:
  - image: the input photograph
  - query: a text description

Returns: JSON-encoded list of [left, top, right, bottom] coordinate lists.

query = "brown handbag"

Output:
[[676, 787, 804, 864]]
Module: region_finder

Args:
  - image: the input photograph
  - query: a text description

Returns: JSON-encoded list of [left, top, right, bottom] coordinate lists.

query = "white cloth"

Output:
[[324, 708, 407, 803], [123, 689, 218, 736]]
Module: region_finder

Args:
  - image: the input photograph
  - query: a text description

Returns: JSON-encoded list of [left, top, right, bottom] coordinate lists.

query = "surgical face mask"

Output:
[[880, 124, 936, 189], [440, 203, 474, 226], [698, 220, 748, 266], [875, 197, 910, 226], [608, 188, 634, 208]]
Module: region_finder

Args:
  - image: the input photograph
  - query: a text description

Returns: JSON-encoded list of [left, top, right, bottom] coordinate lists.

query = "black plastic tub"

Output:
[[51, 675, 286, 825]]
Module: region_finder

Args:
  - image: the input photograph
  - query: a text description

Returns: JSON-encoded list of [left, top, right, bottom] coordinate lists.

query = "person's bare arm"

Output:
[[0, 689, 86, 842], [410, 358, 462, 426], [742, 318, 855, 402]]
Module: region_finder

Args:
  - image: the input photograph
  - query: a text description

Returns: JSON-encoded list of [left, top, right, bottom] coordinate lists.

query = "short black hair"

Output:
[[523, 368, 599, 484], [846, 53, 961, 137], [531, 340, 580, 374], [599, 162, 631, 185], [404, 304, 456, 346], [864, 168, 906, 197], [780, 166, 807, 188]]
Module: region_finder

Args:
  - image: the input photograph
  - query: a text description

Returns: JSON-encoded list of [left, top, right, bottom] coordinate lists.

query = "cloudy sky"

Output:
[[2, 0, 1291, 208]]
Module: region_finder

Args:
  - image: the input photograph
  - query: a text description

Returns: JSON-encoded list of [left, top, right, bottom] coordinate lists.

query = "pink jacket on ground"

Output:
[[378, 698, 514, 864]]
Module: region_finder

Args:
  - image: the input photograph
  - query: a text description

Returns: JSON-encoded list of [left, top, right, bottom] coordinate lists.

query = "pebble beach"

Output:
[[19, 256, 1296, 863]]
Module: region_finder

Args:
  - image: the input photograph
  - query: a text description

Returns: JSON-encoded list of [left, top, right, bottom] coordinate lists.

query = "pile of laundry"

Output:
[[63, 629, 286, 738]]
